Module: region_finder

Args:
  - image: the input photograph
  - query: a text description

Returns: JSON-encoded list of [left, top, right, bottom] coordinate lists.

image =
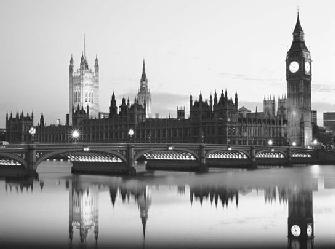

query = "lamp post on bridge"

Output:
[[127, 128, 136, 175], [128, 128, 135, 143], [26, 127, 37, 173], [226, 117, 230, 147], [28, 126, 36, 144], [72, 129, 80, 144]]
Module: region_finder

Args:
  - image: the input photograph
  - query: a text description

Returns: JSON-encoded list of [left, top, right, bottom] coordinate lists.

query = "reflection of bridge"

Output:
[[0, 143, 323, 175]]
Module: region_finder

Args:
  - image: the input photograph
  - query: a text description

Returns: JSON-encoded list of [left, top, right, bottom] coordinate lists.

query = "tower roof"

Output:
[[293, 10, 303, 34], [289, 10, 308, 53], [141, 59, 147, 82]]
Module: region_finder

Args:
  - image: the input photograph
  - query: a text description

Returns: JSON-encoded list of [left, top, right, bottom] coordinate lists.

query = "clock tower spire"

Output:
[[286, 11, 312, 147]]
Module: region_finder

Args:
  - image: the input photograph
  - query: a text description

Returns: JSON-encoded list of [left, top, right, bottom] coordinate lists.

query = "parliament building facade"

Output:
[[6, 13, 315, 147]]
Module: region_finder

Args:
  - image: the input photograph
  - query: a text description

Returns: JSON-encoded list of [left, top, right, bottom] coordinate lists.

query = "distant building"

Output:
[[311, 110, 317, 125], [177, 106, 185, 120], [69, 41, 99, 125], [238, 106, 251, 118], [323, 112, 335, 132], [0, 128, 6, 141], [98, 112, 109, 119], [263, 96, 276, 118], [35, 89, 286, 145], [137, 60, 151, 118], [5, 112, 33, 143], [277, 95, 287, 119]]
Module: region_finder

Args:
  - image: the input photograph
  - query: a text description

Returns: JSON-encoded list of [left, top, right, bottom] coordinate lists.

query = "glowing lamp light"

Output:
[[128, 128, 134, 137], [29, 127, 36, 135], [72, 130, 80, 139], [228, 147, 232, 151], [292, 141, 297, 147], [267, 139, 273, 146], [168, 146, 174, 151], [312, 139, 318, 145]]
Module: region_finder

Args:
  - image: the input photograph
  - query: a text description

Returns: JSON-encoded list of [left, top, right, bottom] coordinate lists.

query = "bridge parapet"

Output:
[[0, 143, 324, 174]]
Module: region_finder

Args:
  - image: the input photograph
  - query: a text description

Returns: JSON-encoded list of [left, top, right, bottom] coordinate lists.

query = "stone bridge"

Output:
[[0, 143, 318, 175]]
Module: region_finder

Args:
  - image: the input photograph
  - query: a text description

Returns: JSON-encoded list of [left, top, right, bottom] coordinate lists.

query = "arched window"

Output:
[[85, 92, 88, 102], [91, 92, 94, 103]]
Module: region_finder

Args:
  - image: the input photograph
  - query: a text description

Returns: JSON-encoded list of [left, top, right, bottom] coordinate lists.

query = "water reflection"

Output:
[[287, 186, 314, 249], [189, 185, 239, 207], [2, 166, 335, 248], [69, 177, 99, 243]]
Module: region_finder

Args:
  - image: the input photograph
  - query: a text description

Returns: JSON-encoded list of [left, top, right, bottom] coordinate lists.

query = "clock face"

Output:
[[291, 225, 301, 237], [305, 62, 311, 73], [307, 224, 313, 237], [289, 61, 300, 73]]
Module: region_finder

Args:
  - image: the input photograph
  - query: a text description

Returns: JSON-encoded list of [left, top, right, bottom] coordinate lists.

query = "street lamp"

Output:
[[312, 139, 318, 145], [268, 139, 273, 146], [72, 129, 80, 143], [29, 126, 36, 143], [128, 128, 134, 142], [292, 141, 297, 147]]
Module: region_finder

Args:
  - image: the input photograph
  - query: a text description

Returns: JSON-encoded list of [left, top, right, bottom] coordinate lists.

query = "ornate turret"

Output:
[[293, 11, 304, 42], [69, 55, 74, 73], [209, 94, 213, 112], [141, 59, 147, 83], [214, 91, 217, 105], [80, 52, 86, 70], [109, 92, 118, 117], [40, 113, 45, 127], [69, 36, 100, 123], [95, 55, 99, 74], [235, 92, 238, 110], [137, 59, 151, 118]]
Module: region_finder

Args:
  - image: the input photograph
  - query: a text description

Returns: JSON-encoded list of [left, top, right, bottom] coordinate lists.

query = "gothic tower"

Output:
[[69, 37, 100, 125], [286, 12, 312, 146], [137, 59, 151, 118]]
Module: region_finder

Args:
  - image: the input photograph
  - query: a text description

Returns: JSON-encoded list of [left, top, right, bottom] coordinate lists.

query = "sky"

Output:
[[1, 0, 335, 127]]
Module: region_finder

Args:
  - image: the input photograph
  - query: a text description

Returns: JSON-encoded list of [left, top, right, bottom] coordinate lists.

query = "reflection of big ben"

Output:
[[69, 177, 99, 243], [287, 187, 313, 249]]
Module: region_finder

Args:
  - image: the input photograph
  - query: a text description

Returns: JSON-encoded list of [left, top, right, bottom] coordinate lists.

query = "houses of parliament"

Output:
[[5, 12, 313, 147]]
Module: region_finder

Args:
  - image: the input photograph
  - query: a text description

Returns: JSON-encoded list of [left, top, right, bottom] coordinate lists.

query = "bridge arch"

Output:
[[255, 149, 286, 159], [291, 150, 313, 158], [134, 148, 200, 161], [0, 152, 27, 167], [206, 149, 250, 159], [35, 148, 127, 168]]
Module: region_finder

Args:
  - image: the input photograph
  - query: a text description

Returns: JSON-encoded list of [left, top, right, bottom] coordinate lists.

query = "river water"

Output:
[[1, 162, 335, 249]]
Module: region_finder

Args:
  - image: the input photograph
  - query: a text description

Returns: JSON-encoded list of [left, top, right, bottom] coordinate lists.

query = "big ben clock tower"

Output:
[[286, 11, 312, 147]]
